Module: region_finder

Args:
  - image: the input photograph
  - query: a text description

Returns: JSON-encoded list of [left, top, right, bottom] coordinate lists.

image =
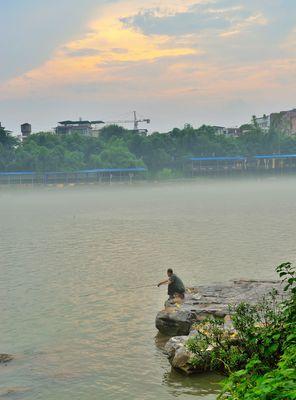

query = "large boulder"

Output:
[[164, 335, 188, 358], [157, 280, 285, 374], [164, 336, 194, 374], [156, 280, 283, 336], [164, 333, 216, 374], [0, 354, 13, 364], [156, 309, 198, 336]]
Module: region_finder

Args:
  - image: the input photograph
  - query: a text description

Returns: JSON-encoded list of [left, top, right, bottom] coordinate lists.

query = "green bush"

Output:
[[187, 262, 296, 399], [156, 168, 176, 180], [220, 347, 296, 399]]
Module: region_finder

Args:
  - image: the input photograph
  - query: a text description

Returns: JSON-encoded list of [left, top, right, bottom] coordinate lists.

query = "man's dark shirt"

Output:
[[168, 274, 185, 296]]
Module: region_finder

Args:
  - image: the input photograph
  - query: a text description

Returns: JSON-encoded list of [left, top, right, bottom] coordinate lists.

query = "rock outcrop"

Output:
[[157, 279, 284, 374], [0, 354, 13, 364], [165, 336, 194, 373], [156, 279, 283, 336]]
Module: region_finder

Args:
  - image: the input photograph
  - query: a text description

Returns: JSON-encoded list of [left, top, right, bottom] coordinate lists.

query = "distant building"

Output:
[[224, 127, 241, 138], [55, 120, 104, 137], [254, 114, 270, 132], [16, 123, 32, 142], [0, 122, 7, 130], [214, 126, 241, 137], [213, 126, 226, 135], [21, 123, 32, 138], [270, 108, 296, 135], [0, 122, 12, 134], [253, 109, 296, 135]]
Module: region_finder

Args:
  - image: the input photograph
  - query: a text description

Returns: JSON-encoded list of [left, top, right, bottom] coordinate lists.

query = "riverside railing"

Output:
[[187, 154, 296, 175], [0, 167, 148, 185]]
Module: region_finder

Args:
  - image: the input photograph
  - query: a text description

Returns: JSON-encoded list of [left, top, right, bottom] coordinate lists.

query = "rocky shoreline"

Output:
[[155, 279, 284, 373], [0, 354, 13, 364]]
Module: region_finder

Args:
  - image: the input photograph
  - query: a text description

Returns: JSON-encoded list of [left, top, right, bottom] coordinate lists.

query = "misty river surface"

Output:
[[1, 178, 296, 400]]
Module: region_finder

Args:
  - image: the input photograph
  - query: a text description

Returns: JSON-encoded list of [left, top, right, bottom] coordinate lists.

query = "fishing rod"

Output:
[[126, 284, 157, 290], [81, 284, 157, 298]]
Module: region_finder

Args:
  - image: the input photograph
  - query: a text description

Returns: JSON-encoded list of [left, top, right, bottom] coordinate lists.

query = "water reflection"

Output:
[[154, 332, 171, 350], [163, 369, 223, 398], [155, 332, 222, 398]]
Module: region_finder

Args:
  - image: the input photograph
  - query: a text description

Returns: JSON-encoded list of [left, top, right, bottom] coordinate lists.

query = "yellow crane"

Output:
[[105, 111, 150, 134]]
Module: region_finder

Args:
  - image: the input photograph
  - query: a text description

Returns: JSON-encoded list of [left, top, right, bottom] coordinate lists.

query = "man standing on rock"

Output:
[[157, 269, 185, 300]]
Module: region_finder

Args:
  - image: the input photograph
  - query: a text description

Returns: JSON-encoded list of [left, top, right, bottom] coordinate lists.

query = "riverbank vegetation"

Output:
[[2, 122, 296, 174], [187, 263, 296, 399]]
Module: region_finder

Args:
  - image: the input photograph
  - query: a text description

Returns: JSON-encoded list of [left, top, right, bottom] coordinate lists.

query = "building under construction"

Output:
[[55, 120, 104, 136], [55, 112, 150, 137]]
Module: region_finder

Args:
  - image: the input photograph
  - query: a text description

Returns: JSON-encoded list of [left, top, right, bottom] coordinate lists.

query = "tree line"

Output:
[[1, 122, 296, 175]]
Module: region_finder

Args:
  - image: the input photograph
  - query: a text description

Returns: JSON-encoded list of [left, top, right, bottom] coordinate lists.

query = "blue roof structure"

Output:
[[77, 167, 147, 173], [254, 154, 296, 159], [189, 154, 296, 161], [0, 168, 147, 176], [188, 156, 246, 161], [0, 171, 36, 176]]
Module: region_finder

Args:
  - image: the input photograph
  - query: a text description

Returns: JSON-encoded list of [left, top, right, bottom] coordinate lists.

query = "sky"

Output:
[[0, 0, 295, 134]]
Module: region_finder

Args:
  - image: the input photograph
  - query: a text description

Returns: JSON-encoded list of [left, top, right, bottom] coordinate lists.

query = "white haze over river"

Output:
[[1, 178, 296, 400]]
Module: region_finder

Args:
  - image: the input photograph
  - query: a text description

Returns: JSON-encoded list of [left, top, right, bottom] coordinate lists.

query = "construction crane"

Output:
[[105, 111, 150, 134]]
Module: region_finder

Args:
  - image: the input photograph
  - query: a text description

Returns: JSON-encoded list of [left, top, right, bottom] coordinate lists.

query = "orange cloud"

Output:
[[220, 13, 268, 37], [0, 0, 294, 108], [0, 0, 198, 99]]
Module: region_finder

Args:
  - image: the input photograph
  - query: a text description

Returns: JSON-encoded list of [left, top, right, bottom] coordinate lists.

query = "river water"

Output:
[[1, 178, 296, 400]]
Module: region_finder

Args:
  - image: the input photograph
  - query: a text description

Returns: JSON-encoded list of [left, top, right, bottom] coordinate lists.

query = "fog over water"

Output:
[[1, 178, 295, 400]]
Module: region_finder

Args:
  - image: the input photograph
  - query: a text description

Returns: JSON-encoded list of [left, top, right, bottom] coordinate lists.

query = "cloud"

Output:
[[65, 48, 104, 57], [0, 0, 295, 133], [281, 28, 296, 52], [219, 12, 268, 37], [111, 48, 129, 54], [121, 2, 263, 36], [0, 0, 108, 82], [0, 1, 198, 99]]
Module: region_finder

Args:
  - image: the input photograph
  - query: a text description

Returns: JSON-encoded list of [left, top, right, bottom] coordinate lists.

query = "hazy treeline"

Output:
[[1, 123, 296, 175]]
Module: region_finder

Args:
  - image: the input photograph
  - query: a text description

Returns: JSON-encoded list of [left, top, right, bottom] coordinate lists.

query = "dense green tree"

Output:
[[99, 125, 127, 142], [0, 126, 18, 149], [94, 139, 145, 169], [237, 123, 268, 155], [62, 151, 85, 171], [25, 132, 59, 148], [2, 122, 296, 174], [0, 126, 18, 170]]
